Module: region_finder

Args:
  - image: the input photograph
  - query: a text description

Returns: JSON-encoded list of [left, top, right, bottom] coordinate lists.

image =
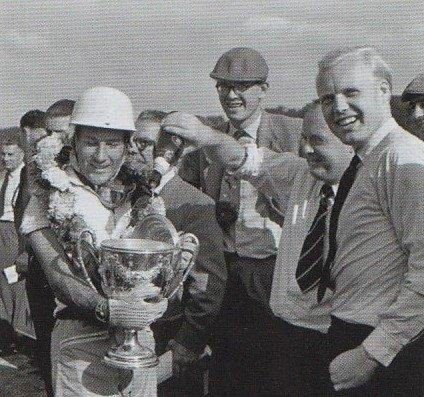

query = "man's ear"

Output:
[[259, 82, 269, 99], [379, 80, 391, 97], [260, 82, 269, 93]]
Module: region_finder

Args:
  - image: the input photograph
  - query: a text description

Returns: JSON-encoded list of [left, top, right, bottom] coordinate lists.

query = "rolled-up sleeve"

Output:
[[246, 148, 307, 206]]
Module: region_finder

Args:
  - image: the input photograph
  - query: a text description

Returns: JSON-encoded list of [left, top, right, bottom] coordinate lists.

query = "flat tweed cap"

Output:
[[402, 73, 424, 102], [210, 47, 268, 83]]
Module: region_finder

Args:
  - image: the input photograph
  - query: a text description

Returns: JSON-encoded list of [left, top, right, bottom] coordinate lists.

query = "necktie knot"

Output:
[[234, 130, 255, 145], [233, 129, 247, 140], [320, 184, 334, 204]]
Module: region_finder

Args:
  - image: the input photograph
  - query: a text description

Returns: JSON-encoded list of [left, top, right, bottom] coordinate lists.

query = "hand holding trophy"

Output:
[[77, 214, 199, 369]]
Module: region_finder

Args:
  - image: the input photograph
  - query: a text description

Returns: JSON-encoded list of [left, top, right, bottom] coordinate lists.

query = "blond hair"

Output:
[[316, 46, 393, 90]]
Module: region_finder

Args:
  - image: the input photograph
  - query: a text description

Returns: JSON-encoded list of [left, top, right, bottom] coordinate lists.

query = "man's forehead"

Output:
[[1, 144, 20, 153], [302, 122, 330, 140], [78, 127, 125, 141], [45, 115, 70, 130], [318, 60, 373, 92], [135, 120, 160, 138]]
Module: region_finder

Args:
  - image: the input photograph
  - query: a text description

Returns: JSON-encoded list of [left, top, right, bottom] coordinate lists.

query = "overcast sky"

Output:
[[0, 0, 422, 127]]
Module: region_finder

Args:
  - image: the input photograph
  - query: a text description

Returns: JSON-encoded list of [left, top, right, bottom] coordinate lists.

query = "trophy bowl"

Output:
[[99, 238, 180, 369]]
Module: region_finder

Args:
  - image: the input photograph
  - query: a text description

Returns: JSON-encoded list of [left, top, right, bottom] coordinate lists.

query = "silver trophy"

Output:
[[77, 214, 199, 369]]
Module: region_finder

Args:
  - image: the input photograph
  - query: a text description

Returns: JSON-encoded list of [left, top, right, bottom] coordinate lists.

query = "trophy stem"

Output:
[[104, 329, 159, 369], [123, 329, 138, 348]]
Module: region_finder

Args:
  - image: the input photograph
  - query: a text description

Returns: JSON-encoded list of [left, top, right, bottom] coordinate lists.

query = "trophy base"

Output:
[[104, 345, 159, 370]]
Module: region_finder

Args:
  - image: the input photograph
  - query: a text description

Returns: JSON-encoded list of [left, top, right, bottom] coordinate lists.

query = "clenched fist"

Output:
[[161, 112, 221, 149]]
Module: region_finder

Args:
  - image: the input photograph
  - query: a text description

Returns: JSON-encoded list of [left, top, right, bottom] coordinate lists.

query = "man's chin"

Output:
[[224, 109, 247, 122], [86, 173, 115, 187]]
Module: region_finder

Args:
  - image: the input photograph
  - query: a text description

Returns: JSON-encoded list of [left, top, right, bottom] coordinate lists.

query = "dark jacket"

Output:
[[156, 175, 227, 353]]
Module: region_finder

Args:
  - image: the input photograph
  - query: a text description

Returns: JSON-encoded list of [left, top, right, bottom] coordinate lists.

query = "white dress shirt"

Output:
[[223, 116, 281, 258], [235, 149, 333, 332]]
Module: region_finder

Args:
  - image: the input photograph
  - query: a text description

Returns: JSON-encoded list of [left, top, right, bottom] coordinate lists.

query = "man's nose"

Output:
[[128, 141, 138, 155], [413, 103, 424, 119], [94, 143, 108, 162], [304, 142, 314, 155], [226, 88, 239, 100], [333, 94, 349, 114]]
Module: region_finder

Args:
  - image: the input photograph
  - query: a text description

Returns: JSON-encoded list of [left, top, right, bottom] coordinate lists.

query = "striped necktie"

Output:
[[0, 171, 11, 218], [317, 155, 361, 302], [296, 183, 334, 293]]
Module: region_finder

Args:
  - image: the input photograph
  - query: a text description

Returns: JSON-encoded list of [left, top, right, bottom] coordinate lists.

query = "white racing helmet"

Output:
[[70, 86, 136, 135]]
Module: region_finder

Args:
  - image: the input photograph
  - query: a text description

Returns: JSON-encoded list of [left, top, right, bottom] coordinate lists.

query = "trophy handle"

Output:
[[76, 229, 99, 291], [165, 233, 199, 299]]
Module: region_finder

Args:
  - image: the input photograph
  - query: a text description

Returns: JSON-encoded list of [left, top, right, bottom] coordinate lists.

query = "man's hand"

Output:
[[14, 252, 29, 273], [329, 345, 380, 391], [108, 285, 168, 329], [161, 112, 220, 149], [167, 339, 198, 377]]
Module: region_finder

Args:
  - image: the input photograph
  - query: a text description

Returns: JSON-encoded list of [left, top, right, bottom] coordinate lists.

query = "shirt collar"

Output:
[[10, 162, 24, 177], [356, 117, 398, 160], [229, 114, 262, 141], [153, 167, 177, 195]]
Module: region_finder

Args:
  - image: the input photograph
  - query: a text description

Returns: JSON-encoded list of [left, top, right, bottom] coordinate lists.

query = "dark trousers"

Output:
[[152, 317, 207, 397], [0, 221, 19, 349], [265, 318, 330, 396], [328, 316, 424, 396], [25, 256, 56, 397], [208, 252, 276, 397]]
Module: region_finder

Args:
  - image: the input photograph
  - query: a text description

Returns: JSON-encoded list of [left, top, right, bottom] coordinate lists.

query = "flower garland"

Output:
[[35, 134, 166, 252]]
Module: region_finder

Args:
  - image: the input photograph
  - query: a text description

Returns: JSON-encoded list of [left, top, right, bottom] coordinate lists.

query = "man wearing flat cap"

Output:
[[401, 73, 424, 141], [183, 47, 301, 395]]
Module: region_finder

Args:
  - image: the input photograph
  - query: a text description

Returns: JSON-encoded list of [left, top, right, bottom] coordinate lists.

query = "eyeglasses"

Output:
[[215, 81, 261, 95], [133, 138, 155, 151]]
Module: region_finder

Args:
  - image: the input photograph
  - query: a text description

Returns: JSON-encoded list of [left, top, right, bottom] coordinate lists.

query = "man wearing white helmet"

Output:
[[19, 87, 168, 396]]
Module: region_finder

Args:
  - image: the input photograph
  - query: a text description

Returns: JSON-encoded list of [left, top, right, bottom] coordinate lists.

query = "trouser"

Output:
[[0, 270, 14, 348], [0, 221, 19, 349], [328, 316, 424, 396], [25, 256, 56, 397], [153, 317, 207, 397], [208, 252, 275, 397], [265, 318, 330, 396], [51, 318, 157, 397]]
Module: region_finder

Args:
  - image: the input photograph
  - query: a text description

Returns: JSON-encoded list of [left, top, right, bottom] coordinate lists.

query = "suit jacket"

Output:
[[0, 168, 21, 213], [151, 175, 227, 354], [181, 110, 302, 225]]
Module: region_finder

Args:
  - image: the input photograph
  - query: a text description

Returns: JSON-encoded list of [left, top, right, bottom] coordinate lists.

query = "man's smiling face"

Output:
[[317, 60, 390, 152]]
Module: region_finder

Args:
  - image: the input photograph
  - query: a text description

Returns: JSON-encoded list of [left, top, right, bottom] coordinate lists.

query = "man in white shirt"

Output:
[[0, 133, 24, 354], [160, 101, 353, 395], [314, 46, 424, 395]]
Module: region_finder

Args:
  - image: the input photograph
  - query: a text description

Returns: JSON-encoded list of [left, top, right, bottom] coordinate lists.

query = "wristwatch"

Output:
[[95, 299, 109, 323]]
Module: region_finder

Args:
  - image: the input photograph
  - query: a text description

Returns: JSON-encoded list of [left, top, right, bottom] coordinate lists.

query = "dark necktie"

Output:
[[233, 129, 249, 141], [0, 171, 11, 218], [296, 184, 334, 293], [317, 155, 361, 302]]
